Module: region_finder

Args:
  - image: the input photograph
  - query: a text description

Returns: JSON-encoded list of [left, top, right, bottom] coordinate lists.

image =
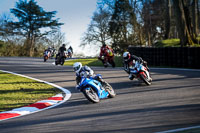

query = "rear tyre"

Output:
[[82, 87, 100, 103]]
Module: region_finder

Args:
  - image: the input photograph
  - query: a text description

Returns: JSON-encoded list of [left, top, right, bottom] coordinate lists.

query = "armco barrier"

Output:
[[128, 47, 200, 69]]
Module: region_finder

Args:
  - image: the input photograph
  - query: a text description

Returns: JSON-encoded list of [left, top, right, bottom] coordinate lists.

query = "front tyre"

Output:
[[60, 57, 65, 65], [82, 87, 100, 103], [140, 72, 151, 86], [108, 58, 115, 68], [104, 83, 116, 98], [44, 56, 47, 62], [111, 61, 115, 68], [55, 61, 58, 65]]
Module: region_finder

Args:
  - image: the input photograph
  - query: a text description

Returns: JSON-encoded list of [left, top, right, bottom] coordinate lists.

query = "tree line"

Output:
[[0, 0, 65, 57], [0, 0, 199, 57], [81, 0, 200, 54]]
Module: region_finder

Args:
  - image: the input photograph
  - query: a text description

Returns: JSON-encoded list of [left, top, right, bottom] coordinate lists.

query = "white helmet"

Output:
[[73, 62, 82, 73], [123, 52, 130, 60]]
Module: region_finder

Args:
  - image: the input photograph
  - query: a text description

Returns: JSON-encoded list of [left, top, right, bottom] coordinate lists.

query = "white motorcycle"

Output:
[[127, 60, 152, 85]]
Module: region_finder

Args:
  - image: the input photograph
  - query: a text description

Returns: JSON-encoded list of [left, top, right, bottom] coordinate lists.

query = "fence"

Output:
[[128, 47, 200, 69]]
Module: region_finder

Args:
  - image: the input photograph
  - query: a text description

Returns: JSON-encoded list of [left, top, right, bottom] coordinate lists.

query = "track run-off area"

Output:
[[0, 57, 200, 133]]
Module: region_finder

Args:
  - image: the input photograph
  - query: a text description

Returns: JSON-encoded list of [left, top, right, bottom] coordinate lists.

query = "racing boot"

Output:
[[129, 74, 135, 80]]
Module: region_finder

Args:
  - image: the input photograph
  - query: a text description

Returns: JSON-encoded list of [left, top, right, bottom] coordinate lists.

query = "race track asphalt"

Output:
[[0, 57, 200, 133]]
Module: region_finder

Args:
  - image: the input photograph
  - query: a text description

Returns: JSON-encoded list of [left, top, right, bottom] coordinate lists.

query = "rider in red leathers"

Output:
[[98, 43, 115, 68]]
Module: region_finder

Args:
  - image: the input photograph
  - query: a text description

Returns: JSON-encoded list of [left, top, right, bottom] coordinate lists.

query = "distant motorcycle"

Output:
[[55, 52, 66, 65], [99, 56, 115, 68], [50, 50, 55, 59], [76, 72, 116, 103], [67, 49, 72, 58], [128, 60, 152, 85], [43, 50, 51, 62]]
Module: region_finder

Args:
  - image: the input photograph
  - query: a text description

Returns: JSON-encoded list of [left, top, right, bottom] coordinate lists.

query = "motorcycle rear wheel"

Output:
[[82, 87, 100, 103]]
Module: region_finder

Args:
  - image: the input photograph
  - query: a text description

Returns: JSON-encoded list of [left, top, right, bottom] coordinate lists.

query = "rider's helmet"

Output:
[[62, 44, 66, 47], [123, 52, 130, 61], [73, 62, 82, 73]]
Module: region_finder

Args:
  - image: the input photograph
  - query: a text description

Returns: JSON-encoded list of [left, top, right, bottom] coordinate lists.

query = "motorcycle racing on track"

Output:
[[123, 52, 152, 85], [73, 62, 116, 103], [76, 72, 116, 103]]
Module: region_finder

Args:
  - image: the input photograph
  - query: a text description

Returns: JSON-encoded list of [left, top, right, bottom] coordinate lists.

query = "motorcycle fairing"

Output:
[[79, 77, 109, 99], [129, 61, 151, 80]]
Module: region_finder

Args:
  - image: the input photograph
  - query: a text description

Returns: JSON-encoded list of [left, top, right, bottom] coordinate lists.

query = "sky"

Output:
[[0, 0, 98, 56]]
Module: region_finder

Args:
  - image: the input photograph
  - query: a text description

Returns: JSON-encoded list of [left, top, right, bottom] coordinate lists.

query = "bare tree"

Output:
[[82, 8, 111, 47], [44, 29, 66, 49]]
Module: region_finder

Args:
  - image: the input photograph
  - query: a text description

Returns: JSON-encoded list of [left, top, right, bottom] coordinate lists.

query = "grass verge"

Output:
[[0, 71, 62, 112], [64, 56, 123, 67], [156, 38, 200, 47], [155, 39, 180, 47]]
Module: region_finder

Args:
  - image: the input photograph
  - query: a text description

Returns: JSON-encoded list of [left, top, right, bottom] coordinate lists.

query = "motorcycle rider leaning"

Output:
[[73, 62, 109, 89], [123, 51, 150, 80]]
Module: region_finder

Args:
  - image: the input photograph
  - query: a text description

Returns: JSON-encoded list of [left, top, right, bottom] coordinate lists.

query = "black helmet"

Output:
[[62, 44, 66, 47]]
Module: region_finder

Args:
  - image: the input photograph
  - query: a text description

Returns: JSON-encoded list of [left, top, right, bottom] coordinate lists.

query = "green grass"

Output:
[[64, 56, 123, 67], [0, 71, 62, 112], [156, 38, 200, 47], [155, 39, 180, 47]]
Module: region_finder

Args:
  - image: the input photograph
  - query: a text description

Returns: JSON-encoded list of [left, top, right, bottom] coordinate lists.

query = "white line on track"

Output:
[[156, 125, 200, 133]]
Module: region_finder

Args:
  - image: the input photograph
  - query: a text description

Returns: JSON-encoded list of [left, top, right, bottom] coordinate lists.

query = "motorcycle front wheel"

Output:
[[82, 87, 100, 103], [104, 83, 116, 98], [110, 60, 115, 68], [44, 56, 48, 62], [140, 72, 151, 86], [60, 58, 65, 65]]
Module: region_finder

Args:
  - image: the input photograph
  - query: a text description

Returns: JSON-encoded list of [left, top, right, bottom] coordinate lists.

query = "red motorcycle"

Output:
[[99, 55, 115, 68]]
